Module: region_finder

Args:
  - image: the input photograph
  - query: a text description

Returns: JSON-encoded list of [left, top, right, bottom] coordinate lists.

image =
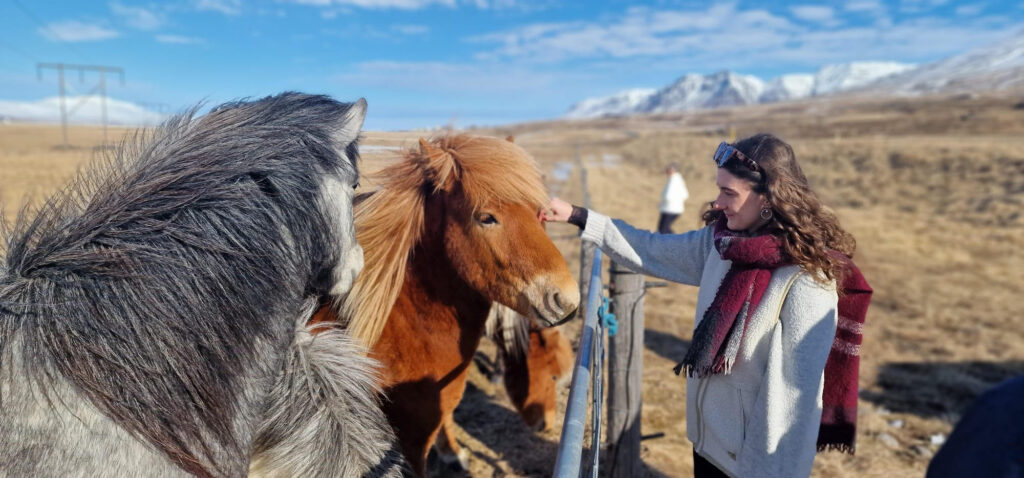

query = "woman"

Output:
[[544, 134, 871, 478]]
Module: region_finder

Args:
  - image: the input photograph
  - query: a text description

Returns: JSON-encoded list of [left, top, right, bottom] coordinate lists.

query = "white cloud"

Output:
[[469, 5, 797, 62], [899, 0, 948, 13], [284, 0, 455, 9], [320, 8, 351, 19], [955, 4, 986, 15], [392, 24, 430, 35], [288, 0, 538, 11], [110, 2, 163, 30], [40, 21, 119, 42], [469, 0, 536, 9], [845, 0, 886, 13], [335, 61, 580, 95], [0, 96, 164, 125], [195, 0, 241, 15], [156, 34, 205, 44], [790, 5, 838, 24], [468, 3, 1019, 68]]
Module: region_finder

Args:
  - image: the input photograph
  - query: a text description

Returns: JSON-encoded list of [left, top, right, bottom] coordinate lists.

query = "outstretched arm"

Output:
[[543, 198, 711, 286]]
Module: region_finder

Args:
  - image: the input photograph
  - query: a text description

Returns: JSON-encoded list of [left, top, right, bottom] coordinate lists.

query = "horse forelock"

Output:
[[0, 92, 361, 476], [340, 134, 548, 348], [437, 135, 548, 214]]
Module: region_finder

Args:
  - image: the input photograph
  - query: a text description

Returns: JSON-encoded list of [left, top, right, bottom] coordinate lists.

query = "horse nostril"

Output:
[[547, 290, 571, 317]]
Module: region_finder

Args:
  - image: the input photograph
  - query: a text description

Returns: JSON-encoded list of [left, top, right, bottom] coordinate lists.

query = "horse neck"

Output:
[[409, 233, 491, 337], [389, 196, 493, 361]]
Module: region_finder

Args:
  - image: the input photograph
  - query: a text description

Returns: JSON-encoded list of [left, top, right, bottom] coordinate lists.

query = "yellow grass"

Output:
[[2, 92, 1021, 477]]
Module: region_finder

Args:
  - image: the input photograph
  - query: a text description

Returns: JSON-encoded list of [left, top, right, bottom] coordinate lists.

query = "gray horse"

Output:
[[0, 93, 403, 477]]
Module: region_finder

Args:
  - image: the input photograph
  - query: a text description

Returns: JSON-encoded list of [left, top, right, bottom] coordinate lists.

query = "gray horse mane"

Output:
[[486, 302, 531, 359], [0, 93, 360, 475], [250, 303, 405, 477]]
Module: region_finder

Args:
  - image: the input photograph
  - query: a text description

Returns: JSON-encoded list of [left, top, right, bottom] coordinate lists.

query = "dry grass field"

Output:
[[1, 92, 1021, 477]]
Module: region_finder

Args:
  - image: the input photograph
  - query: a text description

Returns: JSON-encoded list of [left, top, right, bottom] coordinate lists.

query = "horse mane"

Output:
[[0, 93, 360, 476], [341, 134, 549, 347], [485, 302, 531, 359]]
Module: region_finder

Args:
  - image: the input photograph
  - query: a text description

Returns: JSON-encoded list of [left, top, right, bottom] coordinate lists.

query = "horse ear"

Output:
[[506, 135, 515, 143], [332, 98, 367, 146], [417, 137, 459, 192], [418, 137, 438, 157]]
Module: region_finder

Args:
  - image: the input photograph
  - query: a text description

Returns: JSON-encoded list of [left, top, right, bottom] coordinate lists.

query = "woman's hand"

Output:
[[542, 197, 574, 222]]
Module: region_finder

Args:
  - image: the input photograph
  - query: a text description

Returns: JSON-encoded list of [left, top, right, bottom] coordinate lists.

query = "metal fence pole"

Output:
[[606, 261, 646, 477], [589, 291, 605, 478], [553, 249, 604, 478]]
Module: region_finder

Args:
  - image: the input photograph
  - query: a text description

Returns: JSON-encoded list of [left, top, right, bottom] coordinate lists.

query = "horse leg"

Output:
[[395, 425, 434, 478], [433, 413, 469, 475], [491, 346, 506, 384]]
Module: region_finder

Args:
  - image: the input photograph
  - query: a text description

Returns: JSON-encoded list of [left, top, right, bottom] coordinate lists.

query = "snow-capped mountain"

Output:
[[759, 74, 815, 103], [858, 31, 1024, 95], [642, 71, 764, 113], [564, 88, 656, 119], [566, 61, 913, 118], [565, 31, 1022, 119], [0, 96, 164, 125], [811, 62, 916, 95]]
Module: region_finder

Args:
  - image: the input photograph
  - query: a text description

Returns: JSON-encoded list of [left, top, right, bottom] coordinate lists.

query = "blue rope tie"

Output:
[[598, 296, 618, 336]]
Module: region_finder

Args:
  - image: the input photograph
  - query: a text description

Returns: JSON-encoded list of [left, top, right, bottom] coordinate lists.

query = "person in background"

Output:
[[542, 133, 872, 478], [926, 374, 1024, 478], [658, 162, 689, 234]]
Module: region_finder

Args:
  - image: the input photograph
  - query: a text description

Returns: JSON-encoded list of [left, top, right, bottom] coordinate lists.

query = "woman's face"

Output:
[[713, 168, 766, 231]]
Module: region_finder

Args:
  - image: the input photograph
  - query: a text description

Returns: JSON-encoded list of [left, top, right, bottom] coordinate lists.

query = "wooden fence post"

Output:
[[606, 261, 645, 477], [577, 148, 594, 323]]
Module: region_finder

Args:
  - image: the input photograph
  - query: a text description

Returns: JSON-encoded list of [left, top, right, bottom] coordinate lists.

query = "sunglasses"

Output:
[[713, 142, 759, 171]]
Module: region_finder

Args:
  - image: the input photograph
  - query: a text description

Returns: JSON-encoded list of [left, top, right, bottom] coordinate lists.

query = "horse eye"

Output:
[[478, 213, 498, 225]]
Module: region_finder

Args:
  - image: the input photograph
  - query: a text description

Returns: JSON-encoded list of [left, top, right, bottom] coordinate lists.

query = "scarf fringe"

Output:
[[672, 360, 734, 377], [817, 443, 855, 455]]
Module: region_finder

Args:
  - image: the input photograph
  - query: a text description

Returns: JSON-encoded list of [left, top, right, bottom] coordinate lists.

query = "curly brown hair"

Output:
[[701, 133, 856, 283]]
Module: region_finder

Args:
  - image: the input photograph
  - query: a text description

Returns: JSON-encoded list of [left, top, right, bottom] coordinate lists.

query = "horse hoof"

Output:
[[438, 449, 470, 476]]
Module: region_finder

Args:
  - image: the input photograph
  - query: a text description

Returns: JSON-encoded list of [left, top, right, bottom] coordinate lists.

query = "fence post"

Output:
[[577, 147, 595, 323], [553, 249, 605, 478], [578, 242, 595, 320], [606, 261, 645, 477]]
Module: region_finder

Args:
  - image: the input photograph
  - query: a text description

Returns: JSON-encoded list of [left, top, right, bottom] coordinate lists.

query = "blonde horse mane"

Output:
[[340, 134, 549, 347]]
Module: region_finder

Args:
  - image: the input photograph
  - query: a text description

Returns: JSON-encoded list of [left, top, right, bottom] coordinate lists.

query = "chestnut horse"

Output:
[[486, 303, 574, 432], [315, 134, 579, 476]]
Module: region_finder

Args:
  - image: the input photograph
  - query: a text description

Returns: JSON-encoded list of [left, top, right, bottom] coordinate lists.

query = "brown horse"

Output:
[[315, 134, 579, 476], [486, 303, 574, 432]]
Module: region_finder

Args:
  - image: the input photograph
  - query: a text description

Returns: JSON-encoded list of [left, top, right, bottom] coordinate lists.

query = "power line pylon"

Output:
[[37, 63, 125, 147]]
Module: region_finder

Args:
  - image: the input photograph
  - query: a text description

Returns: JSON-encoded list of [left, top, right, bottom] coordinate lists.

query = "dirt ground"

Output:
[[1, 92, 1022, 477]]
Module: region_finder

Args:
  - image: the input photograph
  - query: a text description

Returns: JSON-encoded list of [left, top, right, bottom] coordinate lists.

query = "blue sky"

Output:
[[1, 0, 1021, 130]]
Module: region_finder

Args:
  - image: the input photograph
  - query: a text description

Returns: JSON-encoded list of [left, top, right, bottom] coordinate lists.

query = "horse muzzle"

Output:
[[524, 278, 580, 328]]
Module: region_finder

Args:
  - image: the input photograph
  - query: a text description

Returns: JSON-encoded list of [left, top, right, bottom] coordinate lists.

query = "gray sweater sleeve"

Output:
[[738, 273, 839, 478], [579, 210, 713, 286]]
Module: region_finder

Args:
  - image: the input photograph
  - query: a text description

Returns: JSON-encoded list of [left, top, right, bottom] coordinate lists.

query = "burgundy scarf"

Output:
[[673, 218, 873, 454]]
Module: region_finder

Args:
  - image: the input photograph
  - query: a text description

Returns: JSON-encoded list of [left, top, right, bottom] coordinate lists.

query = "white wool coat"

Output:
[[581, 211, 838, 478], [659, 172, 689, 214]]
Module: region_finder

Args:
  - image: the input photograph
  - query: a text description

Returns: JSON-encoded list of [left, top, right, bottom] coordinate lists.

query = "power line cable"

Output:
[[9, 0, 89, 63], [0, 39, 39, 62]]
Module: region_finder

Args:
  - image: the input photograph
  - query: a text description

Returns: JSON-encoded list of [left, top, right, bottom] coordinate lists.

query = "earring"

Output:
[[760, 208, 773, 220]]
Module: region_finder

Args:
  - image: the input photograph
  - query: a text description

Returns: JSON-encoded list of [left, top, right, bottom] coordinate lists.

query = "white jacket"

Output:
[[659, 172, 689, 214], [581, 211, 838, 478]]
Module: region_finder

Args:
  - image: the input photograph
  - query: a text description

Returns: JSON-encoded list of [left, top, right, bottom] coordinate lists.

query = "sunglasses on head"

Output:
[[713, 142, 759, 171]]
